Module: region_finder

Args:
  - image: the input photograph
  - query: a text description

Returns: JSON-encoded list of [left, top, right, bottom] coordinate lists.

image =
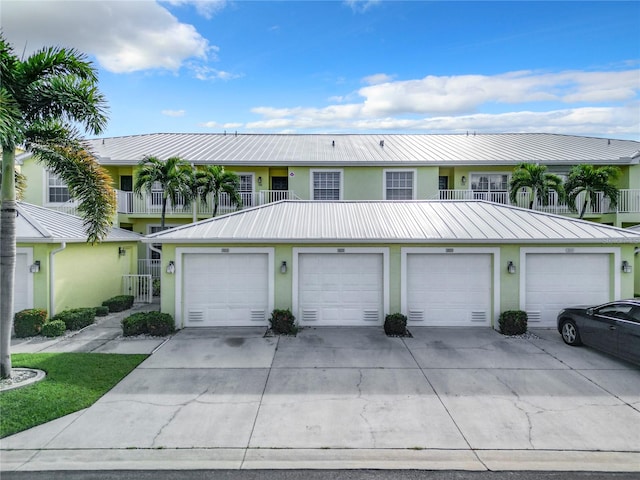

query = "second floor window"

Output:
[[313, 171, 341, 200], [47, 171, 70, 203], [385, 171, 415, 200]]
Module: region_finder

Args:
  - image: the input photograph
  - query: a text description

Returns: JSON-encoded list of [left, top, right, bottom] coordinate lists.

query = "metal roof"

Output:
[[15, 203, 141, 243], [85, 133, 640, 167], [143, 200, 640, 244]]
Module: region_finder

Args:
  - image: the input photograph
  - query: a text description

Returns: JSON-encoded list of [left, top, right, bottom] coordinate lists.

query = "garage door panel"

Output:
[[525, 253, 610, 327], [407, 254, 492, 326], [183, 253, 269, 327], [298, 253, 383, 326]]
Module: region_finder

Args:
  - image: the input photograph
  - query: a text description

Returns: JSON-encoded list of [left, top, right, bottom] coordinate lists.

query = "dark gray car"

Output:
[[557, 299, 640, 366]]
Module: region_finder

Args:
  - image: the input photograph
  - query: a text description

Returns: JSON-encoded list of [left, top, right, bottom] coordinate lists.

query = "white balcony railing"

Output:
[[437, 189, 639, 215], [138, 259, 161, 279], [116, 190, 299, 215]]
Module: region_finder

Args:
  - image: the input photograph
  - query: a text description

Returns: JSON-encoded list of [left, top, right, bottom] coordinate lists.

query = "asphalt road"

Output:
[[3, 471, 639, 480]]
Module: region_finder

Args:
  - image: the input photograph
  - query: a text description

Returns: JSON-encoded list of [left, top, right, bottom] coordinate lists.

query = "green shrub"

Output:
[[41, 320, 67, 337], [269, 309, 297, 335], [152, 279, 161, 297], [146, 312, 175, 336], [51, 308, 96, 331], [95, 306, 110, 317], [499, 310, 528, 335], [102, 295, 134, 313], [13, 309, 48, 338], [384, 313, 408, 336], [122, 312, 175, 337]]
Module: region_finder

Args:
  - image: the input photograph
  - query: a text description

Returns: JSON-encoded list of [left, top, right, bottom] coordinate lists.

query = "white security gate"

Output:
[[123, 275, 152, 304], [524, 253, 611, 327], [182, 253, 270, 327], [405, 253, 492, 326], [297, 253, 384, 326], [14, 250, 33, 314]]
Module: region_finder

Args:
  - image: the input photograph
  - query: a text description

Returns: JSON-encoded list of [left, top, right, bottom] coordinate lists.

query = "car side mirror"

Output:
[[586, 308, 594, 316]]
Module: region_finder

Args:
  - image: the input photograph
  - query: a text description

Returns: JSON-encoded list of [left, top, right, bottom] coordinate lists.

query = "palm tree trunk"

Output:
[[1, 149, 17, 379], [580, 199, 588, 219], [213, 194, 219, 218], [161, 196, 167, 229]]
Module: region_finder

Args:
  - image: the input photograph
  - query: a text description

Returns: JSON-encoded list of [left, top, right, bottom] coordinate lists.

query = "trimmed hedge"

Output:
[[384, 313, 408, 336], [122, 312, 175, 337], [269, 309, 297, 335], [95, 306, 110, 317], [41, 320, 67, 337], [51, 308, 96, 331], [102, 295, 134, 313], [499, 310, 528, 335], [13, 309, 48, 338]]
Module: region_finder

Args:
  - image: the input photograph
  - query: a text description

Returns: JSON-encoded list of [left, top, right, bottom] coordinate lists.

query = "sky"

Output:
[[2, 0, 639, 140]]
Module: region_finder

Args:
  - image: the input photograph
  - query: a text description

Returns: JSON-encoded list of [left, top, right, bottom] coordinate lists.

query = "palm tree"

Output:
[[195, 165, 242, 217], [565, 165, 621, 219], [0, 170, 27, 200], [1, 35, 112, 379], [133, 156, 192, 229], [509, 163, 565, 209]]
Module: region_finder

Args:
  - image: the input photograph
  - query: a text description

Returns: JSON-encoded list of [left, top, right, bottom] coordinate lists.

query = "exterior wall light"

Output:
[[118, 247, 126, 256], [257, 176, 262, 186], [166, 261, 176, 274], [507, 261, 516, 274], [622, 260, 632, 273], [30, 261, 41, 273], [280, 261, 287, 274], [461, 175, 467, 185]]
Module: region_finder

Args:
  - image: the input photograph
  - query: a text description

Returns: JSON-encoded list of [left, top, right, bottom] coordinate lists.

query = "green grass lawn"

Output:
[[0, 353, 147, 438]]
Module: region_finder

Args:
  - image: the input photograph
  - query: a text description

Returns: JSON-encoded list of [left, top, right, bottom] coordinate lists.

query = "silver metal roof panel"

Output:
[[85, 133, 640, 166], [144, 200, 640, 244], [15, 203, 142, 243]]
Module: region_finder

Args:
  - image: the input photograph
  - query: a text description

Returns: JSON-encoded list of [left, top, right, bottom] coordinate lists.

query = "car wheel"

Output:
[[560, 319, 582, 346]]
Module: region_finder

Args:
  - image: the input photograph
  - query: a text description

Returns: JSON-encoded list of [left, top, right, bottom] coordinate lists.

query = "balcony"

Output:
[[116, 189, 299, 216], [437, 189, 640, 216]]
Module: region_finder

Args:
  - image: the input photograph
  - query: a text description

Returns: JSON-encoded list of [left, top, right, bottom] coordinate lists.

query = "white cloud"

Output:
[[163, 0, 228, 19], [362, 73, 395, 85], [191, 65, 243, 81], [241, 68, 639, 138], [2, 0, 212, 73], [162, 109, 186, 117], [343, 0, 381, 13], [200, 121, 243, 129]]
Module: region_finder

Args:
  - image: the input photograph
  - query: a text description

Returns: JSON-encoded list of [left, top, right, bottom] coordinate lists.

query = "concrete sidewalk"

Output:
[[2, 326, 639, 472]]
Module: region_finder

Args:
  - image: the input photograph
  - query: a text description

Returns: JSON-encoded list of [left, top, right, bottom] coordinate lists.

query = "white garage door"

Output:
[[525, 253, 610, 327], [14, 252, 32, 314], [183, 253, 270, 327], [298, 253, 383, 326], [406, 254, 492, 326]]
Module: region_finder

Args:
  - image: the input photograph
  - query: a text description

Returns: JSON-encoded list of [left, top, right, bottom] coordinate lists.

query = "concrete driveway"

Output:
[[2, 326, 639, 472]]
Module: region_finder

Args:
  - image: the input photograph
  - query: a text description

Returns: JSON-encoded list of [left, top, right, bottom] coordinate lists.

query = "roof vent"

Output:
[[332, 140, 335, 147], [379, 140, 384, 147], [608, 139, 611, 145]]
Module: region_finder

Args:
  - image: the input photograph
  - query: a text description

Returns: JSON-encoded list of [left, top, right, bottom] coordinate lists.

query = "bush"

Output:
[[13, 309, 48, 338], [384, 313, 408, 336], [269, 309, 297, 335], [152, 279, 161, 297], [41, 320, 67, 337], [499, 310, 528, 335], [95, 306, 110, 317], [51, 308, 96, 331], [122, 312, 175, 337], [102, 295, 134, 313]]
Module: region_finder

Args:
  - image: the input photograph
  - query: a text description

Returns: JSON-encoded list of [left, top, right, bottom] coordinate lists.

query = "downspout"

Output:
[[49, 242, 66, 317]]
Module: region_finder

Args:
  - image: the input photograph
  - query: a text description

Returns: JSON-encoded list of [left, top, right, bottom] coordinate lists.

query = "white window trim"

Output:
[[519, 247, 620, 312], [400, 247, 501, 330], [292, 247, 390, 325], [383, 169, 417, 200], [469, 171, 511, 191], [236, 173, 255, 193], [43, 169, 76, 206], [174, 247, 275, 329], [310, 169, 343, 201]]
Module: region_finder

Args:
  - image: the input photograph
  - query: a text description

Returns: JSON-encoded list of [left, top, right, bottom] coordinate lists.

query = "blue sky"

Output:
[[3, 1, 639, 139]]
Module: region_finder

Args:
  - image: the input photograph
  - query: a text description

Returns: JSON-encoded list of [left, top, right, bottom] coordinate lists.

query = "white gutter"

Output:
[[49, 242, 66, 316]]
